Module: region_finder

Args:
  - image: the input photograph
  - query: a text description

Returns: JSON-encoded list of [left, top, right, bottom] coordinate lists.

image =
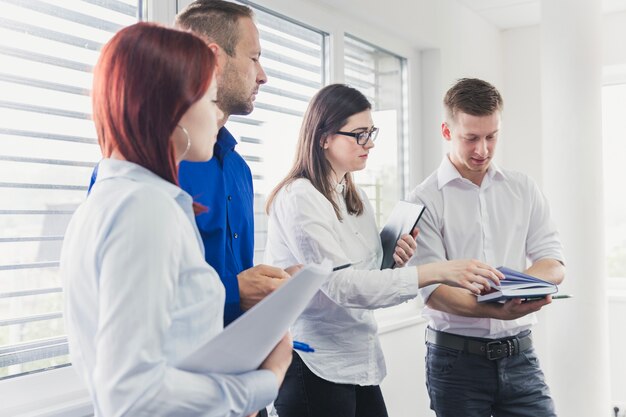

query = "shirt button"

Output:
[[227, 195, 232, 201], [233, 233, 238, 239]]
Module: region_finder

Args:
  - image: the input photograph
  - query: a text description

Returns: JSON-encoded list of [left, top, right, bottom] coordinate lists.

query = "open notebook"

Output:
[[477, 266, 558, 303]]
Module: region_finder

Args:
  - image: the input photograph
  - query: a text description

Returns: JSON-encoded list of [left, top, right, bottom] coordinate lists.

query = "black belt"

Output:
[[425, 327, 533, 361]]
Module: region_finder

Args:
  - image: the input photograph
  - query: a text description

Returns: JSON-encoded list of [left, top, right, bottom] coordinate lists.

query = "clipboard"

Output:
[[379, 201, 426, 270], [177, 260, 332, 374]]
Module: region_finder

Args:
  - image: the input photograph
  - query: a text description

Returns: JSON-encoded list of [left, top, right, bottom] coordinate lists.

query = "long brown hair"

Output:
[[266, 84, 372, 220]]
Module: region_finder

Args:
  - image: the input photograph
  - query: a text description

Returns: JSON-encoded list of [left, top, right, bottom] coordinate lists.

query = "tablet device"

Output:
[[379, 201, 426, 270]]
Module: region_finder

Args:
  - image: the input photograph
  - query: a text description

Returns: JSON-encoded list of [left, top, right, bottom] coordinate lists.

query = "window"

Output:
[[0, 0, 140, 380], [343, 34, 408, 227], [219, 1, 328, 262], [602, 83, 626, 280], [342, 35, 415, 324]]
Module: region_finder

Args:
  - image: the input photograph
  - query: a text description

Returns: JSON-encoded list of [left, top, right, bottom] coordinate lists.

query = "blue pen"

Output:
[[293, 341, 315, 352]]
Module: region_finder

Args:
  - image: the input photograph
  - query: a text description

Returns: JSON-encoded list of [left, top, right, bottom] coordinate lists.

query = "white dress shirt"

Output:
[[407, 156, 565, 339], [264, 178, 419, 385], [60, 158, 277, 417]]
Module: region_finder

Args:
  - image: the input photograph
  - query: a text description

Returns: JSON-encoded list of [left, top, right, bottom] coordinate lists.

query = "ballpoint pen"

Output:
[[332, 263, 351, 271], [293, 341, 315, 352]]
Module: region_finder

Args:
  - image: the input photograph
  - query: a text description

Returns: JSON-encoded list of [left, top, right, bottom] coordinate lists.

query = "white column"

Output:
[[541, 1, 610, 416]]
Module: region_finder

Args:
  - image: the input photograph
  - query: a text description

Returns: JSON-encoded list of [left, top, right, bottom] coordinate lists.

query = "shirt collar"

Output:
[[95, 158, 193, 207], [437, 154, 506, 189], [213, 126, 238, 161]]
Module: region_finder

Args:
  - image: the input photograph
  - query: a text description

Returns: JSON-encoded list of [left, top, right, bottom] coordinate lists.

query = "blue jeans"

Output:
[[425, 340, 556, 417], [274, 352, 388, 417]]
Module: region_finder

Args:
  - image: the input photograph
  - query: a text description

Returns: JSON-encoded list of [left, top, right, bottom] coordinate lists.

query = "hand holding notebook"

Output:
[[477, 266, 567, 303]]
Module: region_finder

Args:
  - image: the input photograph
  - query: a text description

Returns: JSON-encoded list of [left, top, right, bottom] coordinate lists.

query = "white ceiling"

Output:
[[456, 0, 626, 29]]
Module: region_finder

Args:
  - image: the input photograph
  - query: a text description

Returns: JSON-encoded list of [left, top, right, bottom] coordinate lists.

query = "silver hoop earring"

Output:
[[177, 125, 191, 159]]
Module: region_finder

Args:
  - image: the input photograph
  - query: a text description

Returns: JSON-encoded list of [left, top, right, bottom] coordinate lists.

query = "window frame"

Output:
[[602, 64, 626, 284]]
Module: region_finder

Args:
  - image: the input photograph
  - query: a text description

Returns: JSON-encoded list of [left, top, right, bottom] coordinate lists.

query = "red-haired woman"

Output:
[[60, 22, 291, 417]]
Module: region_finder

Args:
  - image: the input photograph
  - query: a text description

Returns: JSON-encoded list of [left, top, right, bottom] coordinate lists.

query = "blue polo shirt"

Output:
[[178, 127, 254, 326]]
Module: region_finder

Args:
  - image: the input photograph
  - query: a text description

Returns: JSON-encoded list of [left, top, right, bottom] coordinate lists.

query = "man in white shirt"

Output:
[[408, 78, 565, 417]]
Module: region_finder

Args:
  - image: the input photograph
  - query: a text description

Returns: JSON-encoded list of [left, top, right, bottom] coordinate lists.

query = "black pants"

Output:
[[274, 352, 388, 417]]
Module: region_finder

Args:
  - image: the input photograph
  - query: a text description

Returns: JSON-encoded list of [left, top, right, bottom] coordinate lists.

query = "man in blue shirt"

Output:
[[176, 0, 291, 326]]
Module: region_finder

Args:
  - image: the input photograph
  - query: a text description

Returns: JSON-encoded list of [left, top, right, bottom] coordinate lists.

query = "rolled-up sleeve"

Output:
[[525, 178, 566, 265]]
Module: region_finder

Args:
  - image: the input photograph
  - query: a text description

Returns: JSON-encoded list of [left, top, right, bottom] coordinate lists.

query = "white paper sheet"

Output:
[[177, 259, 332, 374]]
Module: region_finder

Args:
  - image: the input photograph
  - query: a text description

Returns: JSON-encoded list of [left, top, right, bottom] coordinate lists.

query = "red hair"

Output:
[[92, 22, 216, 187]]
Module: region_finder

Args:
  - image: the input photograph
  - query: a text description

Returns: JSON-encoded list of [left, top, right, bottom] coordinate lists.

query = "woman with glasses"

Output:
[[264, 84, 504, 417]]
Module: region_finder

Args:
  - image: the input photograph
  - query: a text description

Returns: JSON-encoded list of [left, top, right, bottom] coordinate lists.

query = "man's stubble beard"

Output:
[[217, 62, 254, 117]]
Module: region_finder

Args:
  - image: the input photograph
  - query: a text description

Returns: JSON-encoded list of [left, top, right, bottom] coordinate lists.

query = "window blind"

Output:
[[229, 1, 328, 262], [344, 34, 408, 227], [0, 0, 139, 380]]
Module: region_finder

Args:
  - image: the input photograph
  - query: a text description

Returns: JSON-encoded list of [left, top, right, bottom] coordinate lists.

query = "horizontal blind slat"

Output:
[[0, 236, 64, 242], [0, 100, 91, 120], [0, 45, 93, 72], [6, 0, 125, 32], [261, 85, 310, 103], [0, 182, 88, 191], [259, 29, 320, 58], [240, 136, 262, 144], [0, 311, 63, 327], [228, 116, 264, 126], [0, 17, 103, 51], [0, 155, 97, 167], [0, 287, 63, 299], [262, 50, 321, 73], [264, 68, 321, 89], [83, 0, 138, 17], [254, 102, 304, 117], [0, 127, 97, 144], [0, 209, 75, 215], [254, 10, 325, 44], [0, 261, 60, 271], [0, 73, 90, 96]]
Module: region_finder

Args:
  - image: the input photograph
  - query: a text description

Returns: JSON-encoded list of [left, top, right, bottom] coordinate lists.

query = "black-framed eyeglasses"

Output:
[[336, 127, 379, 145]]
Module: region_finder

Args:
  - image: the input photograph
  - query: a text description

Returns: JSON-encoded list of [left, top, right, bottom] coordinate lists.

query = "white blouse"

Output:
[[60, 158, 277, 417], [264, 178, 419, 385]]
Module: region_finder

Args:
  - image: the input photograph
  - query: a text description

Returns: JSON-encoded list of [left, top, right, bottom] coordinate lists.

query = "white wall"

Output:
[[378, 315, 434, 417], [501, 11, 626, 412], [501, 25, 543, 184], [417, 0, 504, 181], [603, 11, 626, 67]]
